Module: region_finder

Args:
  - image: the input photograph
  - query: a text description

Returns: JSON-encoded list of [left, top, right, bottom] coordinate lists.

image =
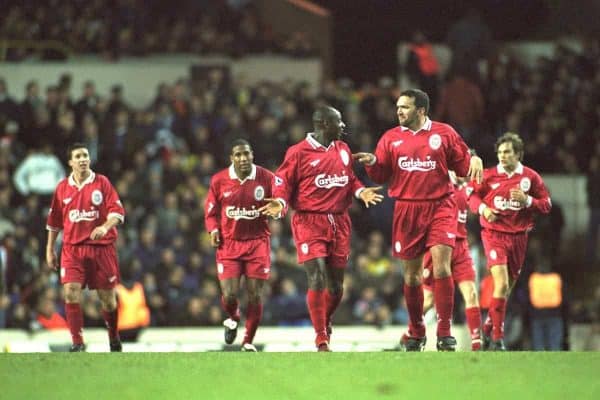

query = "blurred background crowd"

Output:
[[0, 0, 317, 60], [0, 0, 599, 350]]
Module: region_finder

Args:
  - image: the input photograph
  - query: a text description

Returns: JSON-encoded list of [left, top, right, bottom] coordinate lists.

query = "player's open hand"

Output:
[[210, 230, 221, 248], [352, 152, 375, 165], [468, 156, 483, 184], [482, 206, 500, 222], [46, 248, 59, 271], [259, 198, 283, 218], [90, 226, 108, 240], [359, 186, 384, 208]]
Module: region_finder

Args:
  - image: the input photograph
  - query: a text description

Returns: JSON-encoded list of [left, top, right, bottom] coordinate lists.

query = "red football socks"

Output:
[[465, 306, 482, 350], [404, 284, 426, 338], [65, 303, 84, 345], [433, 276, 455, 337], [489, 297, 507, 341], [325, 290, 343, 325], [102, 309, 120, 341], [243, 302, 263, 344], [306, 289, 327, 344], [483, 313, 493, 337]]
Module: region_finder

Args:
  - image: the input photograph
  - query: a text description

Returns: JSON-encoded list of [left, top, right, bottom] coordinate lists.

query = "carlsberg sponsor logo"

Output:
[[69, 209, 100, 222], [493, 196, 522, 211], [398, 156, 437, 171], [315, 173, 349, 188], [225, 206, 260, 220]]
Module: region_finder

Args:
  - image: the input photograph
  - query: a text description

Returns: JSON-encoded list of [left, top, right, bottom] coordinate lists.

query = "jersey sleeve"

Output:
[[46, 186, 63, 231], [467, 180, 486, 214], [527, 172, 552, 214], [204, 175, 221, 233], [272, 148, 299, 205], [364, 134, 392, 184], [446, 128, 471, 177], [343, 143, 365, 197], [104, 177, 125, 223]]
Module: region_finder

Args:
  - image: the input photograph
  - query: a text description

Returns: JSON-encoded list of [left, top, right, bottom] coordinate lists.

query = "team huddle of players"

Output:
[[203, 89, 551, 352], [47, 89, 550, 353]]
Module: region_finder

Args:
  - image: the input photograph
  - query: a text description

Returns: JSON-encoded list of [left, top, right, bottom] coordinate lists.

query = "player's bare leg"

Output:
[[304, 258, 330, 351], [401, 256, 427, 351], [64, 282, 85, 352], [488, 264, 510, 351], [458, 281, 482, 351], [324, 265, 344, 342], [220, 278, 241, 344], [241, 278, 265, 352], [431, 244, 457, 351], [97, 288, 122, 352]]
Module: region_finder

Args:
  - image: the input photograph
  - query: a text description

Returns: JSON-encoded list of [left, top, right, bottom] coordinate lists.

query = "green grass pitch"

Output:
[[2, 352, 599, 400]]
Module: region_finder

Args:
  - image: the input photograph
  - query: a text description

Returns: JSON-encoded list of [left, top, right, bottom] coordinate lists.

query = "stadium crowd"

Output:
[[0, 0, 317, 60], [0, 34, 599, 349]]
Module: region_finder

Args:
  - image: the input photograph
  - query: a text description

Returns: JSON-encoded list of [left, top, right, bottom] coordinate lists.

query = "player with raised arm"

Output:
[[353, 89, 483, 351], [260, 106, 383, 351]]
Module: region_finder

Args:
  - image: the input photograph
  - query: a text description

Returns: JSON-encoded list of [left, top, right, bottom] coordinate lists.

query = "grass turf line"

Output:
[[2, 352, 599, 400]]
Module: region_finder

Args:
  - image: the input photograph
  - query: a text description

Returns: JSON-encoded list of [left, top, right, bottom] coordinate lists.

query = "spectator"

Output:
[[446, 8, 492, 83], [406, 31, 440, 108], [12, 142, 65, 199], [585, 156, 600, 265], [528, 256, 565, 351], [435, 67, 485, 144]]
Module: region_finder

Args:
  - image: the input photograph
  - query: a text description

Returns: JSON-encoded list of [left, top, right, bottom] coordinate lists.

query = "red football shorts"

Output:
[[216, 236, 271, 280], [291, 211, 351, 268], [392, 195, 457, 260], [481, 229, 529, 280], [61, 243, 120, 289], [422, 238, 476, 289]]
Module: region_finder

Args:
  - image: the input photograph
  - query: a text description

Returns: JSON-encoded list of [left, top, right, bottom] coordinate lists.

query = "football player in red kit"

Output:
[[400, 172, 482, 351], [468, 132, 551, 350], [260, 106, 383, 351], [46, 143, 125, 352], [205, 139, 276, 352], [354, 89, 483, 351]]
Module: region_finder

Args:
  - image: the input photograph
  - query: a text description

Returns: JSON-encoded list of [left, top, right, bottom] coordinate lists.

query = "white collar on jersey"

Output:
[[400, 117, 432, 135], [68, 171, 96, 189], [496, 162, 524, 177], [306, 132, 334, 150], [229, 163, 256, 183]]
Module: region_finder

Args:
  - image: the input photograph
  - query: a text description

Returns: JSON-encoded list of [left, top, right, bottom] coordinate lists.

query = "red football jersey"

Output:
[[365, 119, 471, 200], [46, 172, 125, 245], [468, 163, 551, 233], [205, 164, 274, 240], [272, 134, 364, 213]]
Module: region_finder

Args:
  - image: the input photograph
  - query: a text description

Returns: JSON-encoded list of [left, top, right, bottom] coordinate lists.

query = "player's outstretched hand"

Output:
[[259, 198, 283, 218], [352, 152, 375, 165], [468, 155, 483, 184], [359, 186, 384, 208]]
